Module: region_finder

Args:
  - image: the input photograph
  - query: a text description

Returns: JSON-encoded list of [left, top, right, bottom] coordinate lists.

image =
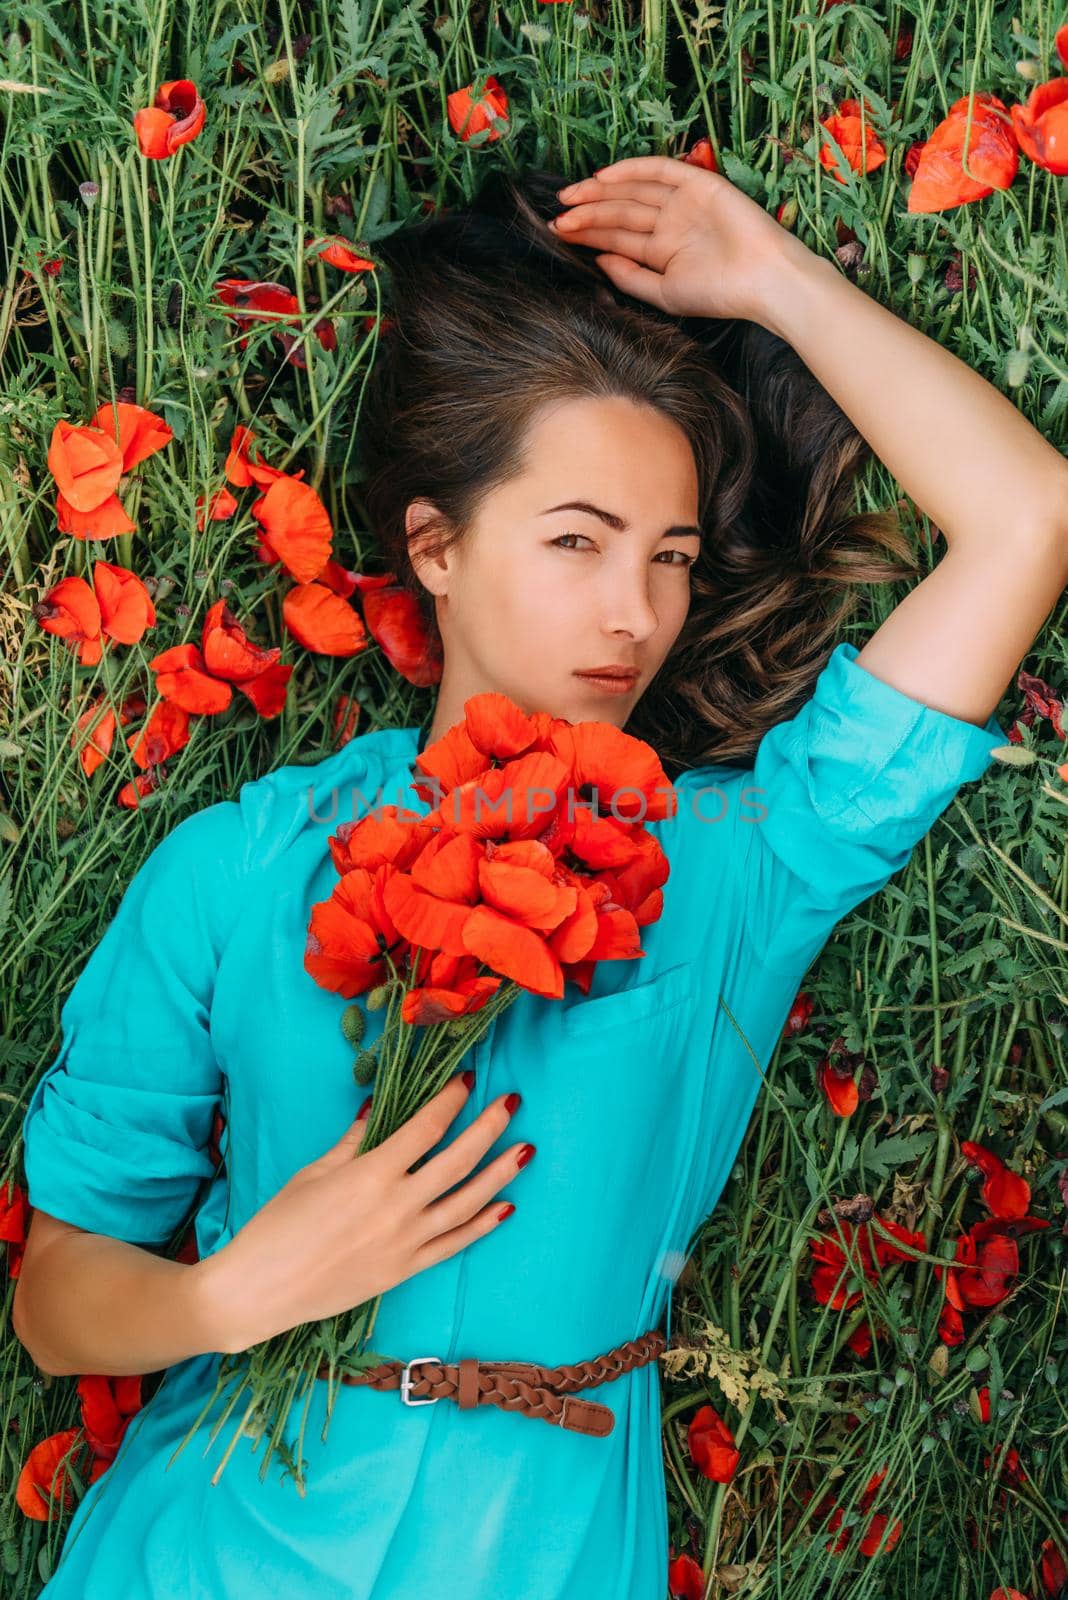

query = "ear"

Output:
[[406, 499, 453, 598]]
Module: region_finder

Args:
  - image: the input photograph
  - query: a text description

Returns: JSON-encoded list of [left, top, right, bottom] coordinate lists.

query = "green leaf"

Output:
[[861, 1130, 934, 1181]]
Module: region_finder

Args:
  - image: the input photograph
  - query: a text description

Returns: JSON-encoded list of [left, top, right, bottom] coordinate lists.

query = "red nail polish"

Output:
[[462, 1069, 476, 1090], [357, 1095, 373, 1120], [505, 1092, 521, 1114], [497, 1203, 516, 1221], [516, 1143, 536, 1168]]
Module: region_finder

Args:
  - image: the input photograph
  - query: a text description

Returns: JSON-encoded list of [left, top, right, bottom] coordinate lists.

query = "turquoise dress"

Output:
[[20, 642, 1007, 1598]]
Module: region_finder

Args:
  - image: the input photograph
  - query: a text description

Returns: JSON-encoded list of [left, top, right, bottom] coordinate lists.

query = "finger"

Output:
[[557, 177, 675, 208], [410, 1194, 515, 1272], [378, 1072, 471, 1170], [416, 1141, 528, 1242], [551, 199, 658, 235], [590, 155, 686, 186], [592, 253, 668, 310], [318, 1094, 376, 1164], [406, 1090, 517, 1204], [549, 225, 654, 263]]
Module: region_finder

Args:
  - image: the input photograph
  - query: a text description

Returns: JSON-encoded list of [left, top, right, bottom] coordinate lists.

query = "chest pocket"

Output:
[[560, 958, 697, 1039]]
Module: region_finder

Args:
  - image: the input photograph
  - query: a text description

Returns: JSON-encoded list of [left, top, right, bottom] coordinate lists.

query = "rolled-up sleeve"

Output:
[[737, 641, 1008, 977], [20, 800, 248, 1248]]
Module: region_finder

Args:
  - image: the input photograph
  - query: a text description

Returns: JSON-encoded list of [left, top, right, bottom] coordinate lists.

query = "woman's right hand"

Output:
[[195, 1074, 529, 1354]]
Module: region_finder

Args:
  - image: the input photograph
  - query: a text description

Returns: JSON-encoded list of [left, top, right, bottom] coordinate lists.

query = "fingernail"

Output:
[[462, 1069, 476, 1090], [497, 1203, 516, 1221], [517, 1143, 536, 1168], [357, 1095, 373, 1120], [505, 1091, 521, 1114]]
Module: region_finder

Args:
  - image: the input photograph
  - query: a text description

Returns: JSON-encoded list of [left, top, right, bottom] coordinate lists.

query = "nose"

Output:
[[600, 566, 660, 641]]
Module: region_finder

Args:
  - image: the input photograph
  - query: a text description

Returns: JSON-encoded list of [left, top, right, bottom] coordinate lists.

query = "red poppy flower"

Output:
[[56, 488, 137, 541], [1058, 25, 1068, 71], [305, 864, 414, 997], [195, 486, 239, 528], [984, 1442, 1028, 1487], [447, 75, 509, 143], [251, 474, 334, 583], [960, 1139, 1032, 1220], [401, 949, 504, 1024], [319, 558, 358, 598], [679, 137, 718, 172], [938, 1297, 965, 1345], [0, 1178, 28, 1278], [858, 1511, 904, 1558], [90, 401, 174, 471], [687, 1403, 739, 1482], [50, 402, 171, 539], [34, 576, 102, 665], [47, 421, 123, 512], [149, 600, 291, 721], [201, 598, 293, 716], [117, 770, 160, 809], [361, 581, 444, 686], [76, 1374, 143, 1462], [1010, 77, 1068, 175], [810, 1213, 925, 1310], [223, 425, 297, 490], [148, 642, 233, 714], [667, 1551, 704, 1600], [936, 1214, 1051, 1311], [819, 1054, 859, 1116], [71, 693, 141, 778], [907, 94, 1019, 212], [308, 692, 676, 1009], [133, 78, 206, 160], [311, 236, 376, 273], [784, 992, 814, 1035], [283, 581, 368, 656], [93, 560, 156, 645], [819, 98, 888, 183], [1012, 668, 1065, 740], [214, 279, 334, 368], [126, 698, 192, 771], [1041, 1526, 1068, 1594], [16, 1430, 86, 1519]]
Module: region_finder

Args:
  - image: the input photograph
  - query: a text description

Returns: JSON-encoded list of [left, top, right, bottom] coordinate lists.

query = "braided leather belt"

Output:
[[314, 1327, 666, 1438]]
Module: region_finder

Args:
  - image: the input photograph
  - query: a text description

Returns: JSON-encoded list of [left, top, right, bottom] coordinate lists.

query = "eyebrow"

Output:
[[539, 500, 702, 540]]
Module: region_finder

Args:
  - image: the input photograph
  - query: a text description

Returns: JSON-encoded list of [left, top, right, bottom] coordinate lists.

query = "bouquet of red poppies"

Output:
[[173, 690, 678, 1494]]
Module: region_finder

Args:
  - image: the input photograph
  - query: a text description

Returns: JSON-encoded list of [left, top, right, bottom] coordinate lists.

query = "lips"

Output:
[[575, 668, 639, 680]]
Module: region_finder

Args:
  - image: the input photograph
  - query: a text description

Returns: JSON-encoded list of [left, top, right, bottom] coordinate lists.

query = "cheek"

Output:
[[475, 547, 578, 632]]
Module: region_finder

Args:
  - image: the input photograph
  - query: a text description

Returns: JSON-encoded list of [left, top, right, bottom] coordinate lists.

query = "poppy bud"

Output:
[[341, 1003, 366, 1049], [352, 1049, 379, 1086]]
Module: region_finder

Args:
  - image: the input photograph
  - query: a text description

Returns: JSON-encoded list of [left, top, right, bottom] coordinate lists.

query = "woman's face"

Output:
[[408, 394, 701, 742]]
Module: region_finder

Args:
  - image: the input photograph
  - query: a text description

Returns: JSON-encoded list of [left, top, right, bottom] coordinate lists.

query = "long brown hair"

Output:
[[355, 165, 916, 782]]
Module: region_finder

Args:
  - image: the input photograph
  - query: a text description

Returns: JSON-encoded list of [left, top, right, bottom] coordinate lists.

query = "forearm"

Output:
[[756, 241, 1068, 551], [13, 1232, 230, 1378]]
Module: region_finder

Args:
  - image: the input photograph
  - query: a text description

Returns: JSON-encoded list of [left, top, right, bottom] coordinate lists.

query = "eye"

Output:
[[552, 532, 695, 566]]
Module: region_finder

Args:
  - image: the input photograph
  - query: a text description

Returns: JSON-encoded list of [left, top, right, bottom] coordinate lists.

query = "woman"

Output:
[[16, 158, 1068, 1598]]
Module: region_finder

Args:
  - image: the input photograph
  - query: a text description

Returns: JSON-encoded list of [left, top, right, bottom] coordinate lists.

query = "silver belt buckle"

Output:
[[400, 1354, 443, 1406]]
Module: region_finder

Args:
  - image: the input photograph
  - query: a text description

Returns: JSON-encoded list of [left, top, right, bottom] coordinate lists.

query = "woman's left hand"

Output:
[[549, 154, 811, 326]]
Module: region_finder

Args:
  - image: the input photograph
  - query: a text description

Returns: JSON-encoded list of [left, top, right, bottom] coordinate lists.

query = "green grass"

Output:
[[1, 1, 1066, 1595]]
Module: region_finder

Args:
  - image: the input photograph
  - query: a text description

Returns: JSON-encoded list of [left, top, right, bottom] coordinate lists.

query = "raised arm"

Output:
[[550, 152, 1068, 722], [753, 244, 1068, 726]]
